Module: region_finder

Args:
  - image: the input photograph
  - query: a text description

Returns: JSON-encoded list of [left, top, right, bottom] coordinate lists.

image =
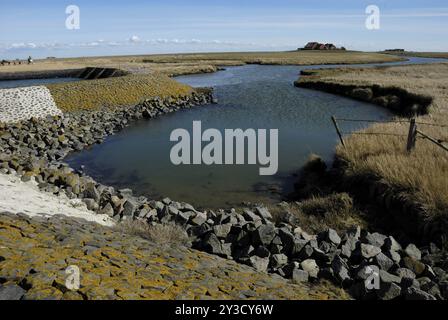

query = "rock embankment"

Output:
[[0, 89, 214, 179], [137, 201, 447, 300], [1, 212, 339, 300], [0, 89, 214, 221]]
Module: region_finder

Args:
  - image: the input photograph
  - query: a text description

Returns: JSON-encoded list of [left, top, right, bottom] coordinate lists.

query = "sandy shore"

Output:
[[0, 173, 115, 227]]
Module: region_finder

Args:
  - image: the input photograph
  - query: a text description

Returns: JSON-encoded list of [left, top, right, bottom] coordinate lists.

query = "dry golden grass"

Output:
[[46, 73, 193, 111], [0, 51, 403, 77], [137, 51, 403, 67], [298, 192, 354, 216], [293, 193, 367, 235], [268, 153, 368, 234], [300, 63, 448, 220], [116, 219, 191, 247], [308, 279, 351, 300], [267, 194, 367, 235]]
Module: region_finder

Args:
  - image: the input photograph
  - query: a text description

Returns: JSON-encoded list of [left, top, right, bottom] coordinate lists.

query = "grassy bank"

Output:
[[46, 73, 193, 112], [382, 51, 448, 59], [0, 51, 404, 77], [296, 63, 448, 241]]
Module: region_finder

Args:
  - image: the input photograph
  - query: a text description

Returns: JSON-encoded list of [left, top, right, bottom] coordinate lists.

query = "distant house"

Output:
[[301, 42, 346, 51], [304, 42, 319, 50]]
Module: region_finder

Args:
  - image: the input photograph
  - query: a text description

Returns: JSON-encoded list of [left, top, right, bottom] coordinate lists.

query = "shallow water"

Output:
[[65, 56, 446, 208], [0, 77, 80, 89]]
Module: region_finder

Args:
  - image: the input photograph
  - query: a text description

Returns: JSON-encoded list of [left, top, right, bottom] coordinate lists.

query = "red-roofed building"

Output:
[[300, 42, 346, 51]]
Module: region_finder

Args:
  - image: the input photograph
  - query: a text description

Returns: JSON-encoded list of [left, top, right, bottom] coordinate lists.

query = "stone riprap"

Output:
[[158, 203, 448, 300], [0, 88, 446, 300], [0, 86, 62, 123], [0, 212, 342, 300]]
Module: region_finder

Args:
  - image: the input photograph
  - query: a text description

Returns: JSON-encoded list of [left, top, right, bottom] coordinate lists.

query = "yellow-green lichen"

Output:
[[46, 74, 193, 112]]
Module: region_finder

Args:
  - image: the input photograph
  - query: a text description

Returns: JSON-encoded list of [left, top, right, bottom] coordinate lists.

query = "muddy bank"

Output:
[[295, 77, 432, 117]]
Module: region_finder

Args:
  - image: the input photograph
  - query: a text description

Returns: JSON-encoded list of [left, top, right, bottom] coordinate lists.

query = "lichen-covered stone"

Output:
[[0, 212, 344, 300]]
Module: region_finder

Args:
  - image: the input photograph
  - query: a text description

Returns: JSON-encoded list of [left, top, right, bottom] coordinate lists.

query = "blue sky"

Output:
[[1, 0, 447, 59]]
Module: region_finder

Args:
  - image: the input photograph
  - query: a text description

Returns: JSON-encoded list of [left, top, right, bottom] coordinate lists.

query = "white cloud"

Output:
[[10, 43, 37, 49], [129, 35, 140, 43], [5, 37, 259, 48], [0, 37, 336, 54]]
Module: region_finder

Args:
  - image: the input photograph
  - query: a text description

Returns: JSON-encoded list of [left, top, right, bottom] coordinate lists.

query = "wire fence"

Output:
[[331, 116, 448, 153], [343, 132, 409, 137], [335, 117, 448, 128]]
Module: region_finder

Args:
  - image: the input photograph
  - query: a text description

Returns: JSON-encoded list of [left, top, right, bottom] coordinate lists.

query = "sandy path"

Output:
[[0, 173, 115, 227]]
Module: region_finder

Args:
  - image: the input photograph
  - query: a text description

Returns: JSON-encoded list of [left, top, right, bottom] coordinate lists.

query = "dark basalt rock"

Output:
[[252, 224, 276, 247], [0, 284, 26, 300], [405, 287, 437, 300], [378, 282, 402, 300]]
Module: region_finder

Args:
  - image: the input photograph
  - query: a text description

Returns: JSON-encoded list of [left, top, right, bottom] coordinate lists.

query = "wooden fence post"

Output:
[[331, 116, 345, 147], [406, 118, 417, 152]]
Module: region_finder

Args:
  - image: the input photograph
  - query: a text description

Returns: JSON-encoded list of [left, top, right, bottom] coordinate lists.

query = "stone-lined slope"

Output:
[[0, 212, 345, 300], [46, 74, 193, 112], [0, 73, 194, 124], [0, 86, 62, 123]]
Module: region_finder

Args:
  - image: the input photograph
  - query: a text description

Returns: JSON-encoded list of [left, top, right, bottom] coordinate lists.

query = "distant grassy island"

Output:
[[381, 51, 448, 59]]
